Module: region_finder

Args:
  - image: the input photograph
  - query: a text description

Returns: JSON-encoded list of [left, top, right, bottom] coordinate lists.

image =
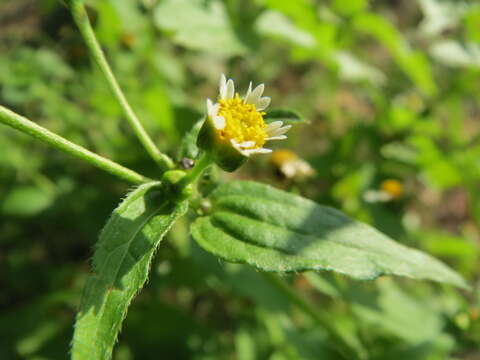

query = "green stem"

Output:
[[68, 0, 174, 172], [263, 273, 361, 360], [178, 152, 213, 188], [0, 105, 150, 185]]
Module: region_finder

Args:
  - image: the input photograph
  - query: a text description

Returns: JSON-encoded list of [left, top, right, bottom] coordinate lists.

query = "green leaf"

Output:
[[71, 182, 188, 360], [353, 13, 437, 96], [264, 108, 306, 125], [351, 279, 446, 344], [331, 0, 368, 16], [154, 0, 247, 56], [255, 10, 316, 48], [465, 5, 480, 42], [191, 181, 467, 289], [1, 186, 55, 217]]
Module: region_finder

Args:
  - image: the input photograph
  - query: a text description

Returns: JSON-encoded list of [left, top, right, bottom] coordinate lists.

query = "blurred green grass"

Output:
[[0, 0, 479, 359]]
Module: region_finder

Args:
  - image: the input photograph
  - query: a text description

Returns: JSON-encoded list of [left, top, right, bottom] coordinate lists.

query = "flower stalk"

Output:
[[0, 105, 150, 185], [68, 0, 174, 172]]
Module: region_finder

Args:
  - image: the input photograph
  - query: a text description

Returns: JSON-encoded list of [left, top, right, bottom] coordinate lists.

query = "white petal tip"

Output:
[[266, 121, 284, 129], [256, 97, 271, 111], [267, 135, 287, 141], [226, 79, 235, 99], [213, 116, 225, 130]]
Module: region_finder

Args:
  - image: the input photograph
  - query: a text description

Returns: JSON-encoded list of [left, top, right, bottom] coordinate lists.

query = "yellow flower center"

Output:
[[216, 94, 267, 148], [380, 179, 403, 199]]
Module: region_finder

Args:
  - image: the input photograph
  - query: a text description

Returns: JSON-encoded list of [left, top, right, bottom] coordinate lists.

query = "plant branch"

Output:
[[68, 0, 175, 172], [263, 273, 363, 360], [0, 105, 150, 185]]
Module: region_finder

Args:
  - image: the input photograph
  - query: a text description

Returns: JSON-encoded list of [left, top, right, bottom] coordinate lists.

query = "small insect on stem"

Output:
[[181, 158, 195, 170]]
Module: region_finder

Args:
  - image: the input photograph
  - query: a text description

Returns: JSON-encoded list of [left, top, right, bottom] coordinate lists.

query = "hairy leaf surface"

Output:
[[191, 181, 467, 288], [72, 182, 188, 360]]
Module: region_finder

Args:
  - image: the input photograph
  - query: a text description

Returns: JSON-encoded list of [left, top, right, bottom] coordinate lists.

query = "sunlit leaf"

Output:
[[71, 182, 188, 360], [191, 181, 467, 289], [255, 11, 315, 48], [430, 41, 480, 68], [334, 51, 385, 84]]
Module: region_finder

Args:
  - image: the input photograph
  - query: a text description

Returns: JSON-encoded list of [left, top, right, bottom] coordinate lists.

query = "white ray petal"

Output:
[[231, 139, 255, 157], [225, 79, 235, 99], [243, 147, 272, 155], [266, 126, 285, 136], [277, 125, 292, 134], [266, 135, 287, 141], [219, 74, 226, 88], [267, 125, 292, 137], [238, 141, 256, 148], [213, 116, 225, 130], [230, 139, 247, 156], [245, 81, 252, 99], [230, 139, 241, 148], [256, 97, 271, 111], [266, 121, 283, 131], [212, 104, 219, 116], [206, 98, 219, 117], [207, 98, 213, 113], [245, 83, 264, 106]]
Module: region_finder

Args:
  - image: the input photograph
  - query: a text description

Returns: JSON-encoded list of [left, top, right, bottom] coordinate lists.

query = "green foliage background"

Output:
[[1, 0, 479, 359]]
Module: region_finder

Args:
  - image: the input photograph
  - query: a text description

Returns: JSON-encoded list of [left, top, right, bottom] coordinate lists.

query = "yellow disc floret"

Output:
[[380, 179, 403, 199], [216, 94, 267, 148]]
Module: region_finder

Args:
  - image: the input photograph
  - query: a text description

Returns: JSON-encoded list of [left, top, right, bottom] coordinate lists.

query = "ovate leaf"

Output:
[[191, 181, 467, 289], [71, 182, 188, 360]]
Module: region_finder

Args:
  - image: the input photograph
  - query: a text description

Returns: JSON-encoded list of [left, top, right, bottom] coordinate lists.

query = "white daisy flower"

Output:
[[270, 149, 315, 179], [205, 74, 291, 157]]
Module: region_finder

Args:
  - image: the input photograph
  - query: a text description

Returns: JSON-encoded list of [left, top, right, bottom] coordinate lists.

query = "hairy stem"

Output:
[[68, 0, 175, 172], [0, 106, 150, 185], [263, 273, 363, 360]]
